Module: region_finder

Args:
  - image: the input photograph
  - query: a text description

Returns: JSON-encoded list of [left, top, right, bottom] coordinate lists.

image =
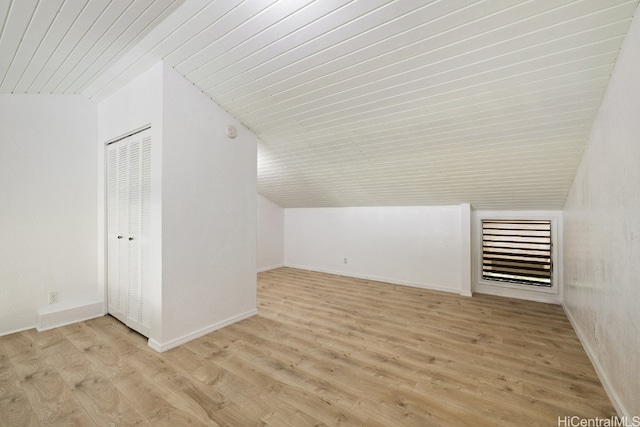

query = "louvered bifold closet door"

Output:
[[106, 129, 152, 337]]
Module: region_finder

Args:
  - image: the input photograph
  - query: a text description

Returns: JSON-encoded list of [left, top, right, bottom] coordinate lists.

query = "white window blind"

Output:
[[481, 219, 552, 287]]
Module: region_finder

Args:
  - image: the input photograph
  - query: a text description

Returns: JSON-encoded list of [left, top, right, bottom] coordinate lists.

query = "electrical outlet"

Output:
[[48, 291, 58, 304], [344, 257, 348, 264]]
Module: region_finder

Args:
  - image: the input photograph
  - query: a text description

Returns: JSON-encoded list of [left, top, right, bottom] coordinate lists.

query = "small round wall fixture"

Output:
[[226, 125, 237, 139]]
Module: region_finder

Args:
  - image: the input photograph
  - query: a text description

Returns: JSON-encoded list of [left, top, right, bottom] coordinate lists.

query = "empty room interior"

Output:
[[1, 0, 639, 425]]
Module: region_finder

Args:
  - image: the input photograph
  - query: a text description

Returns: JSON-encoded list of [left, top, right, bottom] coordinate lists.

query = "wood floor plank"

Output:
[[73, 373, 151, 427], [111, 365, 210, 426], [163, 345, 282, 419], [0, 389, 40, 427], [261, 400, 329, 427], [0, 267, 616, 425], [123, 348, 226, 425], [0, 343, 39, 426], [37, 332, 149, 426], [3, 332, 94, 426], [256, 268, 616, 423], [0, 342, 20, 393]]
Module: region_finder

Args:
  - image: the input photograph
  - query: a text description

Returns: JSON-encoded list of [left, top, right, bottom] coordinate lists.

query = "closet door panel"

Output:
[[139, 135, 152, 330], [127, 138, 141, 325], [116, 142, 130, 317], [106, 145, 120, 318]]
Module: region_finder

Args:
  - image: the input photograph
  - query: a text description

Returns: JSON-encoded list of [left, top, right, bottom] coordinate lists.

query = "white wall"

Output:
[[97, 62, 163, 142], [257, 194, 284, 272], [285, 205, 465, 293], [0, 95, 98, 335], [563, 6, 640, 418], [160, 64, 257, 349], [98, 62, 258, 351]]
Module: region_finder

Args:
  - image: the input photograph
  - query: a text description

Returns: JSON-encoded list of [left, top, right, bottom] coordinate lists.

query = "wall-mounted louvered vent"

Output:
[[482, 219, 552, 287]]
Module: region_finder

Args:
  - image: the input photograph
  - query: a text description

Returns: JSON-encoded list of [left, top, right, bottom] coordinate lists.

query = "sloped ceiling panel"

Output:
[[2, 0, 638, 209], [0, 0, 183, 95]]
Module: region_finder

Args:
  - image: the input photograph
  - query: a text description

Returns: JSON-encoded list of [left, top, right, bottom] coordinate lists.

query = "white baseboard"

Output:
[[284, 263, 460, 295], [257, 264, 284, 273], [148, 309, 258, 353], [563, 304, 627, 418], [37, 301, 104, 332], [0, 325, 36, 337], [475, 283, 562, 304]]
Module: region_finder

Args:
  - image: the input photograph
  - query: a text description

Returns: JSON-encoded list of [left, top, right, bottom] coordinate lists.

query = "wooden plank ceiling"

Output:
[[1, 0, 638, 209]]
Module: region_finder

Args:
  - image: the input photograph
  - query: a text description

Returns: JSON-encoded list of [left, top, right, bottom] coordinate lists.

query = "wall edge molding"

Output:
[[475, 283, 562, 305], [284, 263, 460, 295], [257, 264, 284, 273], [563, 304, 627, 418], [0, 325, 36, 337], [148, 309, 258, 353], [37, 301, 104, 332]]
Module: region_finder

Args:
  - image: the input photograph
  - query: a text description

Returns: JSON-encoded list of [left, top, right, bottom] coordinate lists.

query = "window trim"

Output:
[[474, 211, 562, 297]]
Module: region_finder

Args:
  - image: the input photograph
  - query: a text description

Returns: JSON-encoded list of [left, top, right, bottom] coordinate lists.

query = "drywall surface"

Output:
[[160, 63, 257, 348], [97, 62, 164, 342], [460, 203, 472, 296], [563, 7, 640, 417], [285, 205, 462, 293], [0, 95, 98, 335], [97, 62, 163, 142], [257, 194, 284, 272]]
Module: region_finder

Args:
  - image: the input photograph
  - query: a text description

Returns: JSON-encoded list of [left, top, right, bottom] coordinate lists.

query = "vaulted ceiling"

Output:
[[1, 0, 638, 209]]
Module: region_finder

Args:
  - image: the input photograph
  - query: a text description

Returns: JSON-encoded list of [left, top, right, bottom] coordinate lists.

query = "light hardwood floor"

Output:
[[0, 267, 615, 426]]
